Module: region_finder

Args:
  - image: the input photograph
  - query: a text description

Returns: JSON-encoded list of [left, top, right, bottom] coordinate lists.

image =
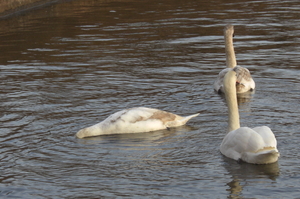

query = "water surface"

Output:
[[0, 0, 300, 198]]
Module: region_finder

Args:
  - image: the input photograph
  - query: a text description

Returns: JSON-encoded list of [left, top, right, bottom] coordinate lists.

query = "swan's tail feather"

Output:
[[166, 113, 200, 127], [242, 149, 280, 164], [256, 150, 280, 164], [181, 113, 200, 124]]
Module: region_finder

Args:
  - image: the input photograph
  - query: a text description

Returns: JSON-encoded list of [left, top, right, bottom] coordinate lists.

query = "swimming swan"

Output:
[[220, 70, 279, 164], [214, 24, 255, 93], [76, 107, 199, 138]]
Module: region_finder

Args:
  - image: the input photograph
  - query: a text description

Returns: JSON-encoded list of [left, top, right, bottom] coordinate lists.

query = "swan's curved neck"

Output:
[[224, 71, 240, 132], [225, 29, 237, 68]]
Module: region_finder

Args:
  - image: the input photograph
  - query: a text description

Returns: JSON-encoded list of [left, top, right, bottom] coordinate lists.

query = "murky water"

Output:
[[0, 0, 299, 198]]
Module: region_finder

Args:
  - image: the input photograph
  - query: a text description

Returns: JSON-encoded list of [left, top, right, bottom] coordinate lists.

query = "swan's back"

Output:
[[252, 126, 277, 147], [220, 126, 279, 164], [102, 107, 183, 131], [214, 66, 255, 93], [233, 66, 255, 93]]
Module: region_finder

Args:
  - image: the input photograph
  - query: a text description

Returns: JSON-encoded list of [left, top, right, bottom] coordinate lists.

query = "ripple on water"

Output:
[[0, 0, 300, 198]]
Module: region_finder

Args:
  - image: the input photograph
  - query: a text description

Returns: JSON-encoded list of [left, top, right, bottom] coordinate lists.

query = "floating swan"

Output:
[[76, 107, 200, 138], [214, 66, 255, 93], [214, 24, 255, 93], [220, 70, 279, 164]]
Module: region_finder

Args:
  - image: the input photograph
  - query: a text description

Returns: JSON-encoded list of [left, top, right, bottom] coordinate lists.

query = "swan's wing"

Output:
[[233, 66, 252, 82], [97, 107, 173, 134], [252, 126, 277, 148], [220, 127, 267, 160], [103, 107, 185, 127], [233, 66, 255, 92], [104, 107, 162, 124], [108, 107, 199, 128], [214, 68, 232, 92]]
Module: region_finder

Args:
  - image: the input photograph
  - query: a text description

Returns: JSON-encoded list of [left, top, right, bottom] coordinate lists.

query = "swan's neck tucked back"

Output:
[[224, 25, 237, 68], [224, 70, 240, 132]]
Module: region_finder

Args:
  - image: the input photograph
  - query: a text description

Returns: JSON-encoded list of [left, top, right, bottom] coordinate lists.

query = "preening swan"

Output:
[[220, 70, 279, 164], [214, 24, 255, 93], [76, 107, 199, 138]]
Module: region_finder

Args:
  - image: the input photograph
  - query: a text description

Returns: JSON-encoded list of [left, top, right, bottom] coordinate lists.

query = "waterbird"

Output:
[[76, 107, 199, 138], [220, 70, 279, 164], [214, 24, 255, 93]]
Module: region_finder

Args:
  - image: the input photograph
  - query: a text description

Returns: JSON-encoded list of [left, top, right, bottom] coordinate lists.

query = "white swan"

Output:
[[214, 24, 255, 93], [220, 70, 279, 164], [76, 107, 199, 138]]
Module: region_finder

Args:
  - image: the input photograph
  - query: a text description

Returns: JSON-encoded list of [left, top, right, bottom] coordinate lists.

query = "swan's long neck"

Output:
[[224, 26, 237, 68], [224, 70, 240, 132], [76, 124, 103, 138]]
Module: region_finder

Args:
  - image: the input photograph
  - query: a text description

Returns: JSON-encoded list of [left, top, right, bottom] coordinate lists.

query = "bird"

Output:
[[220, 70, 279, 164], [76, 107, 200, 138], [214, 24, 255, 93]]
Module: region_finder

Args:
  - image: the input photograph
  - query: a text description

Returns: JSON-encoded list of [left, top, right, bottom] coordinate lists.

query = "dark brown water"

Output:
[[1, 0, 299, 198]]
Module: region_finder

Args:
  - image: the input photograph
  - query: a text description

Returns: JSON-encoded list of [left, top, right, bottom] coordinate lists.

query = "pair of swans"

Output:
[[217, 25, 278, 164], [75, 24, 279, 164]]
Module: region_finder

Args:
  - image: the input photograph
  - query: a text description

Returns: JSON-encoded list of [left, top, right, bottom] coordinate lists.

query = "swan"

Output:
[[76, 107, 200, 138], [214, 24, 255, 93], [220, 70, 279, 164]]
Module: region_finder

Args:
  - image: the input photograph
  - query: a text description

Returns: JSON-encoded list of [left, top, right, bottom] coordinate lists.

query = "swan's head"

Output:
[[224, 24, 234, 37]]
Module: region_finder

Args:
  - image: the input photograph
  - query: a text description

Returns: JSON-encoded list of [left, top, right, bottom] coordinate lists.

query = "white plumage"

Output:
[[220, 70, 279, 164], [220, 126, 279, 164], [214, 66, 255, 93], [76, 107, 199, 138], [214, 24, 255, 93]]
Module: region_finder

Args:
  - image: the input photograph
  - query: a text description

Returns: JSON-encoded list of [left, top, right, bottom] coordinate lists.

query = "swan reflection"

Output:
[[218, 90, 254, 106], [223, 158, 280, 198]]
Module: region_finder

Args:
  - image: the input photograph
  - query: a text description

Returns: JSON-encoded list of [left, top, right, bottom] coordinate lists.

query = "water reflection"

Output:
[[223, 158, 280, 198], [217, 90, 254, 109], [237, 91, 255, 103]]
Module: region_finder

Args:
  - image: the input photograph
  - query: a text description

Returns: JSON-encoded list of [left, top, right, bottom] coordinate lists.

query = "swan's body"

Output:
[[214, 24, 255, 93], [214, 66, 255, 93], [220, 70, 279, 164], [76, 107, 199, 138]]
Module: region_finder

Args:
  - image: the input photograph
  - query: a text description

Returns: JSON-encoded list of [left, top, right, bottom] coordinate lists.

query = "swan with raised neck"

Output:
[[224, 24, 237, 69], [220, 70, 279, 164], [214, 24, 255, 93]]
